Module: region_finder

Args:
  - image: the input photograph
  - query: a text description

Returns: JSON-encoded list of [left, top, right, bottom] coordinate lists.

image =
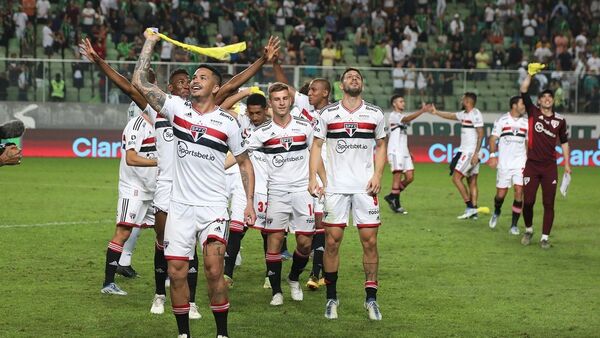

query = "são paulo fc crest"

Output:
[[190, 125, 207, 141], [280, 137, 293, 151], [524, 177, 530, 185], [344, 122, 358, 136], [551, 120, 559, 129]]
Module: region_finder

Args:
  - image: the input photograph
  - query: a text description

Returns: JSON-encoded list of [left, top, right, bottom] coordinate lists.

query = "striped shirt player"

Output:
[[452, 108, 484, 177], [387, 111, 413, 172], [314, 100, 386, 228], [491, 112, 528, 188], [243, 116, 315, 235], [239, 113, 269, 230], [117, 103, 157, 229], [158, 94, 245, 260]]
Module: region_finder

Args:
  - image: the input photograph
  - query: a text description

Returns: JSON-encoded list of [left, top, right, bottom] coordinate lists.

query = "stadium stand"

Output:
[[0, 0, 598, 113]]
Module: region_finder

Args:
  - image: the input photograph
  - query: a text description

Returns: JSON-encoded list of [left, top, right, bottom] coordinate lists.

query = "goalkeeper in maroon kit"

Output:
[[519, 63, 572, 249]]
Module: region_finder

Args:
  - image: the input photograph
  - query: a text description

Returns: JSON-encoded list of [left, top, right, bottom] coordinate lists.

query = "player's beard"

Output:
[[343, 84, 362, 97]]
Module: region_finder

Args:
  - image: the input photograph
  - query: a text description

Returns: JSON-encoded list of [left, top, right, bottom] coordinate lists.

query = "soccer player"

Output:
[[487, 96, 528, 234], [431, 93, 484, 219], [80, 38, 158, 296], [133, 30, 256, 338], [273, 60, 331, 290], [519, 64, 571, 249], [309, 68, 387, 320], [383, 95, 431, 214], [149, 68, 202, 319], [243, 82, 316, 306]]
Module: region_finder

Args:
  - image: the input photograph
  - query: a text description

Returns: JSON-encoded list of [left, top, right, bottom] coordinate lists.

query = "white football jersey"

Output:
[[154, 111, 175, 181], [290, 92, 316, 122], [455, 108, 484, 153], [238, 114, 269, 195], [243, 116, 313, 193], [160, 95, 245, 207], [491, 112, 528, 169], [314, 100, 386, 194], [387, 111, 410, 156], [119, 114, 157, 200]]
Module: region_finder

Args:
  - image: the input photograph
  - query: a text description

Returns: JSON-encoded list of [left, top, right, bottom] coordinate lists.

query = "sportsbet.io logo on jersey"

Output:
[[163, 128, 174, 142], [272, 154, 304, 167], [335, 140, 368, 154], [177, 141, 216, 161]]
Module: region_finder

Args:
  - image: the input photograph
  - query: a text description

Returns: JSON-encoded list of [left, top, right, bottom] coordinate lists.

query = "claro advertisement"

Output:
[[18, 116, 600, 166]]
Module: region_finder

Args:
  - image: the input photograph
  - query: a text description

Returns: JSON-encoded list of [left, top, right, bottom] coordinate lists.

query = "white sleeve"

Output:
[[455, 111, 465, 122], [124, 123, 143, 152], [473, 109, 484, 128], [491, 118, 502, 137], [294, 92, 311, 112], [159, 94, 184, 123], [306, 123, 314, 148], [226, 122, 245, 157], [242, 128, 263, 152], [375, 111, 387, 139], [313, 114, 327, 140]]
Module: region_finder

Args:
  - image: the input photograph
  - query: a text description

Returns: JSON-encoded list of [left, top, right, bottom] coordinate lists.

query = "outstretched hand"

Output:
[[264, 36, 281, 63], [78, 38, 100, 63]]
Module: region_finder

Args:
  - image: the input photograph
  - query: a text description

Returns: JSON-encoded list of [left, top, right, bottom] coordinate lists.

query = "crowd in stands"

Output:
[[0, 0, 599, 112]]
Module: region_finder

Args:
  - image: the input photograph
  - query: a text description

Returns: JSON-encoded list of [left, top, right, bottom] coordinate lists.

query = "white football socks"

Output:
[[119, 227, 141, 266]]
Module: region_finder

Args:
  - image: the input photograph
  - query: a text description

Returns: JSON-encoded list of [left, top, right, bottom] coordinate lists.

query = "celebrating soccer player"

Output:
[[519, 63, 571, 249], [309, 68, 387, 321], [488, 96, 528, 234], [243, 83, 316, 306], [384, 95, 431, 214], [273, 59, 331, 290], [432, 93, 485, 219], [133, 29, 256, 338]]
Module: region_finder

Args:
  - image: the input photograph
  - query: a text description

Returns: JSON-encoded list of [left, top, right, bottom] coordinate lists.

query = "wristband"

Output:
[[490, 153, 497, 158]]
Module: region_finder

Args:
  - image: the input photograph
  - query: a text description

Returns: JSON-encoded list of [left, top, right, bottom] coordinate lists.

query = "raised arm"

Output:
[[215, 36, 280, 104], [402, 103, 432, 123], [220, 87, 252, 112], [132, 29, 167, 113], [79, 38, 148, 110], [272, 57, 297, 97], [520, 73, 532, 94], [431, 104, 458, 120]]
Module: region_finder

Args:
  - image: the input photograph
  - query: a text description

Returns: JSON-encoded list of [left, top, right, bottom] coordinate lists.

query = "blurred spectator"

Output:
[[275, 4, 286, 31], [464, 24, 482, 52], [18, 64, 30, 101], [50, 73, 65, 102], [354, 24, 369, 59], [81, 1, 96, 36], [42, 22, 54, 57], [492, 45, 505, 69], [160, 38, 173, 62], [371, 39, 386, 67], [383, 39, 393, 67], [117, 35, 132, 60], [484, 3, 495, 29], [587, 52, 600, 74], [371, 8, 387, 34], [475, 46, 491, 71], [321, 40, 336, 78], [534, 38, 552, 63], [392, 62, 405, 95], [218, 14, 233, 43], [449, 13, 464, 36], [506, 42, 523, 69], [393, 41, 408, 66], [36, 0, 51, 23], [0, 72, 8, 101], [324, 12, 337, 38], [522, 13, 537, 50], [437, 0, 447, 19], [13, 5, 28, 40]]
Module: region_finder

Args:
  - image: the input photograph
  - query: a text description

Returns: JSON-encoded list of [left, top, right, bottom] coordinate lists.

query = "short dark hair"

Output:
[[509, 95, 521, 109], [247, 93, 267, 108], [390, 94, 403, 106], [268, 82, 290, 95], [169, 68, 188, 84], [196, 64, 222, 85], [299, 82, 310, 95], [340, 67, 363, 81], [311, 78, 332, 95], [464, 92, 477, 104], [540, 89, 554, 98]]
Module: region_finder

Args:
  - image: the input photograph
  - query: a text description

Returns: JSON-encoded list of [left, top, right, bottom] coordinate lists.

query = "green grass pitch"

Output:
[[0, 158, 598, 337]]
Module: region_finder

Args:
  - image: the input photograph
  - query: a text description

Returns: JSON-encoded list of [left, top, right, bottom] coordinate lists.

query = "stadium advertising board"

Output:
[[2, 102, 598, 166]]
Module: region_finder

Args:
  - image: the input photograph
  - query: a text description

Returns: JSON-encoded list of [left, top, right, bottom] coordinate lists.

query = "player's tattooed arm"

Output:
[[132, 29, 166, 113]]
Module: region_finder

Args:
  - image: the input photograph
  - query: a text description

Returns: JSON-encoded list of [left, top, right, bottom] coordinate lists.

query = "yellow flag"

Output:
[[148, 29, 246, 61]]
